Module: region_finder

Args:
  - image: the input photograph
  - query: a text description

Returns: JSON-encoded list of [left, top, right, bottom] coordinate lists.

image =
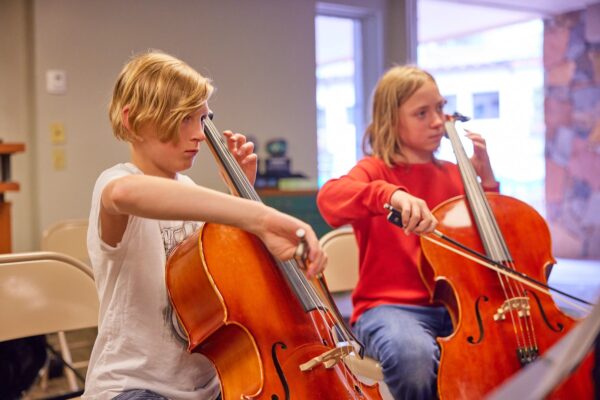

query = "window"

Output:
[[315, 15, 360, 186], [444, 94, 457, 115], [418, 19, 545, 215], [315, 2, 383, 186], [473, 91, 500, 119]]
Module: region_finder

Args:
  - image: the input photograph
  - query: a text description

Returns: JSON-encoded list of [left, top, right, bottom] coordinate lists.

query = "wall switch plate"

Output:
[[46, 70, 67, 95]]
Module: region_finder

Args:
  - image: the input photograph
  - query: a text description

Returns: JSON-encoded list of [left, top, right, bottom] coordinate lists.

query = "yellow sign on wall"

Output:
[[50, 122, 66, 144]]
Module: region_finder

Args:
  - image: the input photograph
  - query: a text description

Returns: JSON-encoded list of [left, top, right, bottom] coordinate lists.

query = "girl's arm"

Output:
[[317, 159, 437, 235], [317, 159, 402, 227]]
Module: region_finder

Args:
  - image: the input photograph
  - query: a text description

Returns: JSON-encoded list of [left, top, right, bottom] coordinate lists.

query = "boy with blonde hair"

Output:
[[83, 50, 326, 400]]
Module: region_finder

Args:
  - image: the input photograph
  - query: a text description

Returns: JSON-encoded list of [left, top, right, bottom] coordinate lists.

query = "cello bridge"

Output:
[[493, 297, 531, 321], [299, 345, 354, 372]]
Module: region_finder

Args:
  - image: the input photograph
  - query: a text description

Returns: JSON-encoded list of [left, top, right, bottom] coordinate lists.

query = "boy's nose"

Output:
[[193, 125, 206, 141]]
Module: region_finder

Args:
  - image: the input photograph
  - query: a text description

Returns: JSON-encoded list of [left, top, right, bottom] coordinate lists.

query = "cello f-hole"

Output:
[[271, 341, 290, 400], [527, 290, 564, 333], [467, 295, 489, 344]]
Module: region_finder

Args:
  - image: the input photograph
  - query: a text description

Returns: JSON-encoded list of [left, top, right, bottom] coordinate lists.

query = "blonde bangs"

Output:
[[109, 51, 213, 142]]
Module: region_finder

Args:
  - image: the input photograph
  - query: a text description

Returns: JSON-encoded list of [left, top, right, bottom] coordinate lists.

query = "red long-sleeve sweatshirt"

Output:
[[317, 156, 499, 324]]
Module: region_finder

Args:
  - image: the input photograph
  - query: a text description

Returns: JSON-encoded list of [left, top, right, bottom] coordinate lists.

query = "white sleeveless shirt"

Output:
[[83, 163, 219, 400]]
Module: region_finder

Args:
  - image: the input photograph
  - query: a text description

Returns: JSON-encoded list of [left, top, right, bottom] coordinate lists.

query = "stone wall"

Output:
[[544, 4, 600, 258]]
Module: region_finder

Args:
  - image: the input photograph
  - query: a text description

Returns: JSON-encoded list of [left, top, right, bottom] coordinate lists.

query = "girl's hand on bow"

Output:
[[389, 190, 438, 235]]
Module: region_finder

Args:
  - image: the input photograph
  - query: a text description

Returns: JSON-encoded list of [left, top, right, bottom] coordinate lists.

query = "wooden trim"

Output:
[[0, 182, 20, 193], [0, 143, 26, 154], [257, 189, 317, 197], [0, 202, 11, 253]]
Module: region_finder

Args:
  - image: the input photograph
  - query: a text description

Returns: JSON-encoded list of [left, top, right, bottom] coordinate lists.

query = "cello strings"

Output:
[[468, 162, 539, 357], [204, 120, 329, 320], [288, 258, 357, 350], [505, 259, 539, 357], [205, 119, 361, 384], [427, 229, 592, 306], [472, 179, 530, 354], [447, 121, 534, 355], [205, 120, 336, 328], [273, 261, 361, 384], [283, 234, 365, 370], [274, 260, 360, 387], [469, 174, 535, 355], [285, 262, 360, 385], [471, 192, 529, 352], [422, 235, 592, 313], [465, 140, 539, 358], [425, 229, 592, 366], [445, 121, 525, 347]]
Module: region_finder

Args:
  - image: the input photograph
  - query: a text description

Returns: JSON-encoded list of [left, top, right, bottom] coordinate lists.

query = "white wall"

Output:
[[1, 0, 409, 251], [0, 0, 35, 252], [32, 0, 320, 237]]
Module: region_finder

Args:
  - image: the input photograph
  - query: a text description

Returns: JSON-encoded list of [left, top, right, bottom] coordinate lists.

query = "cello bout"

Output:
[[167, 215, 383, 399], [420, 194, 595, 399]]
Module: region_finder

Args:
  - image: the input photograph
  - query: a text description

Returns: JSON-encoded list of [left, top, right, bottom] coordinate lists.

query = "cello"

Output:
[[391, 113, 594, 398], [165, 114, 382, 400]]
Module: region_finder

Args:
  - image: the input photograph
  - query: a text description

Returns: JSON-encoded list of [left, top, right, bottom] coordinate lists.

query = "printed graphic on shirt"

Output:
[[159, 220, 201, 346], [160, 220, 201, 259]]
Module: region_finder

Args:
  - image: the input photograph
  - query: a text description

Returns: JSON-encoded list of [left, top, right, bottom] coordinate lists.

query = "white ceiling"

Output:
[[418, 0, 600, 42]]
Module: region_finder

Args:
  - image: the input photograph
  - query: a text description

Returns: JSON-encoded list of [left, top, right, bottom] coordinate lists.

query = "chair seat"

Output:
[[318, 226, 385, 384], [0, 252, 98, 342], [0, 251, 98, 398], [343, 353, 384, 381]]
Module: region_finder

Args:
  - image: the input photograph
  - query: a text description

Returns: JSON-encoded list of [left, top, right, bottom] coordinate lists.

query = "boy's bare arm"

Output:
[[100, 174, 326, 276], [101, 174, 266, 225]]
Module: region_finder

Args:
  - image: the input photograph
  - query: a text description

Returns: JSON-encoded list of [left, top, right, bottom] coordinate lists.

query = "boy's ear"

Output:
[[122, 105, 143, 142], [122, 106, 131, 131]]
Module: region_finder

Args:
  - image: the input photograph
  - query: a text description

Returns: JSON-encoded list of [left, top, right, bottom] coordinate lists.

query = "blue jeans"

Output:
[[113, 390, 168, 400], [113, 390, 222, 400], [353, 304, 453, 400]]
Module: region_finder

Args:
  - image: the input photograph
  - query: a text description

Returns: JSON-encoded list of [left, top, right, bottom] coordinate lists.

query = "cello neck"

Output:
[[201, 115, 328, 312], [203, 116, 261, 201], [444, 118, 512, 262]]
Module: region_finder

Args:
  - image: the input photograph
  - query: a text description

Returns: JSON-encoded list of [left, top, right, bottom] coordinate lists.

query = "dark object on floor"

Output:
[[47, 348, 66, 379], [0, 335, 48, 400]]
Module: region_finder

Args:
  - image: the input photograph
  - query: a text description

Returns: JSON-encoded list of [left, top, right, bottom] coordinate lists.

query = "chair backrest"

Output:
[[0, 251, 99, 342], [318, 228, 386, 384], [319, 226, 359, 293], [41, 219, 90, 265]]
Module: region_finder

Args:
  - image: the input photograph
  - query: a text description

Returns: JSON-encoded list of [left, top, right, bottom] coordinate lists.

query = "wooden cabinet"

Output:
[[257, 189, 331, 239], [0, 143, 25, 253]]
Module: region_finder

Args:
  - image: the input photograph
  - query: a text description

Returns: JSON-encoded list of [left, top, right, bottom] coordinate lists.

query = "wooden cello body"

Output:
[[419, 116, 594, 398], [420, 194, 594, 398], [166, 117, 381, 400]]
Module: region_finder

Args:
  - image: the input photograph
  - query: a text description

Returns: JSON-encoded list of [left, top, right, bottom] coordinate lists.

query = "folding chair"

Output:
[[0, 251, 98, 398], [319, 227, 385, 383], [41, 219, 94, 391]]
